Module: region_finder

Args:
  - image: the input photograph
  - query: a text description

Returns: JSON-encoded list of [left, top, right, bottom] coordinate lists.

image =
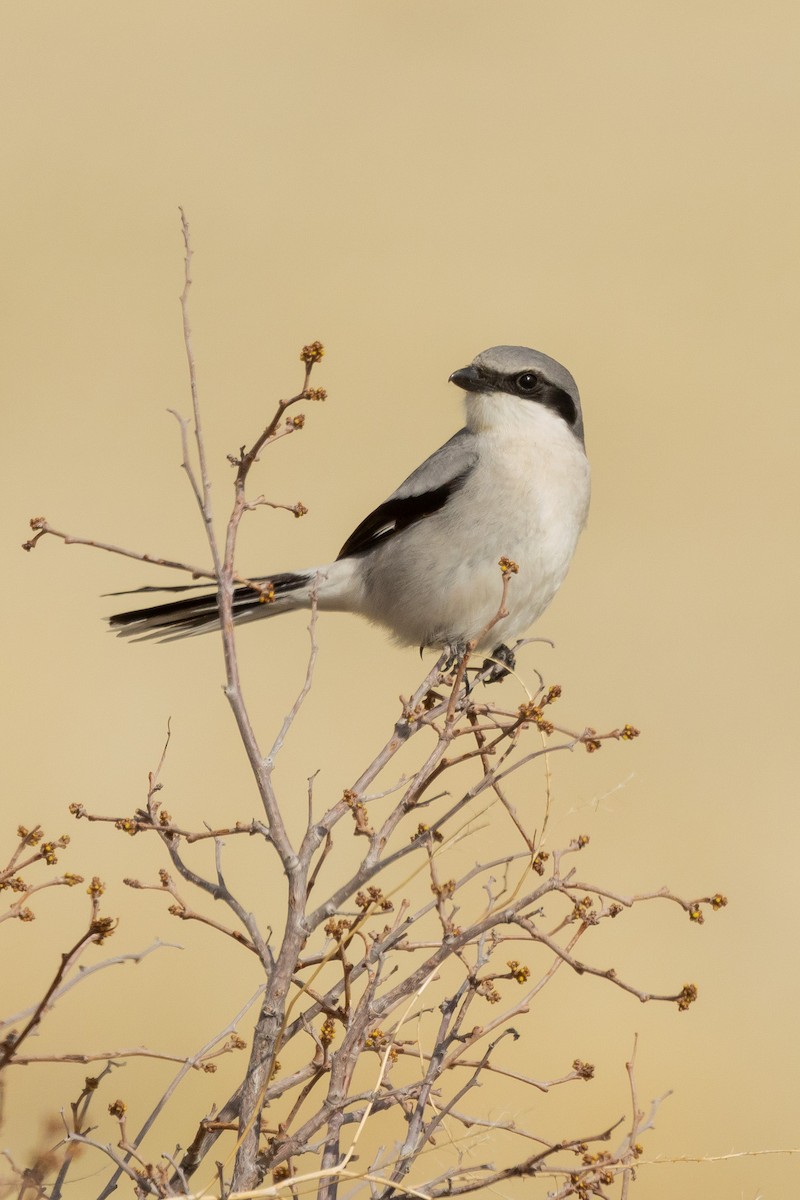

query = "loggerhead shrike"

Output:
[[110, 346, 590, 671]]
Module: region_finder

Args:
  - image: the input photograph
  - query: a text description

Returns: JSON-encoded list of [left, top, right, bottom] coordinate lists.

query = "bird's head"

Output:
[[450, 345, 584, 445]]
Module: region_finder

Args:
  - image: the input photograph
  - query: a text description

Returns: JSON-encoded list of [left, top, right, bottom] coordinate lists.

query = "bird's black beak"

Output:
[[449, 364, 483, 393]]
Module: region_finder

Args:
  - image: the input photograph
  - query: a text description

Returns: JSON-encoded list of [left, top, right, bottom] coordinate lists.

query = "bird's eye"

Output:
[[516, 372, 539, 394]]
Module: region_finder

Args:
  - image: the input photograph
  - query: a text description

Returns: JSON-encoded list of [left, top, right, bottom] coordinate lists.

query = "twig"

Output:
[[10, 1047, 225, 1067], [22, 518, 215, 580], [179, 205, 213, 523], [21, 517, 274, 596], [0, 904, 108, 1070], [96, 985, 266, 1200], [267, 591, 320, 765]]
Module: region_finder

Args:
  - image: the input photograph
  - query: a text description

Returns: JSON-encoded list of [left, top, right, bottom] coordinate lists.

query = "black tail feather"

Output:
[[108, 572, 311, 639], [104, 581, 218, 597]]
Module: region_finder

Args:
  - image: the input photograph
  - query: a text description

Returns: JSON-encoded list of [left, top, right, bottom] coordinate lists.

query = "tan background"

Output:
[[2, 2, 798, 1197]]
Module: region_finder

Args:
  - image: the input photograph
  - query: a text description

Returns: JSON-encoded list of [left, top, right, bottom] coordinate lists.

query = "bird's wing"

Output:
[[337, 429, 478, 560]]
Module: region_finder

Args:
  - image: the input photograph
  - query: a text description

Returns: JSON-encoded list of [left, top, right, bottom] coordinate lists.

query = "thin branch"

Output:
[[0, 915, 105, 1070], [179, 205, 213, 523], [268, 591, 320, 765], [22, 518, 215, 581], [11, 1046, 224, 1068], [96, 985, 266, 1200], [21, 517, 273, 595]]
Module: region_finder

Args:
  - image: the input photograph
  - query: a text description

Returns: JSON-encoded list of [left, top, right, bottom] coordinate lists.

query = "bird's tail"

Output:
[[108, 570, 321, 641]]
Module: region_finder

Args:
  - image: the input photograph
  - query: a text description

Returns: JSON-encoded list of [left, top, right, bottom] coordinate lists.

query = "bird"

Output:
[[109, 345, 591, 672]]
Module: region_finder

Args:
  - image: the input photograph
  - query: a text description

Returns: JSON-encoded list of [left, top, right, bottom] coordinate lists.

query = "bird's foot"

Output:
[[479, 642, 516, 684], [437, 642, 468, 675], [432, 642, 515, 693]]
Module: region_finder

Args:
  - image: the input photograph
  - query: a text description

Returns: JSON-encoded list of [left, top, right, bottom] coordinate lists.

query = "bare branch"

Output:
[[0, 940, 178, 1030]]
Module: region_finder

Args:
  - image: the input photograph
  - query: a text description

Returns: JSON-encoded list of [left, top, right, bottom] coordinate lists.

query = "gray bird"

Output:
[[110, 346, 590, 671]]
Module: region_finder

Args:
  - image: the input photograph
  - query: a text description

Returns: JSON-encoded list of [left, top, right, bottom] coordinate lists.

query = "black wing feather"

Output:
[[337, 470, 472, 560]]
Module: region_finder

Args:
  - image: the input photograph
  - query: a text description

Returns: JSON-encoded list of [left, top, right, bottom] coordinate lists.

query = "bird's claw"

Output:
[[438, 643, 468, 674], [479, 642, 516, 684], [435, 643, 515, 693]]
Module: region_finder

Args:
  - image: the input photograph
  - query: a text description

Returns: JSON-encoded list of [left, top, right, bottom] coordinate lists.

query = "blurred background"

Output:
[[2, 2, 798, 1196]]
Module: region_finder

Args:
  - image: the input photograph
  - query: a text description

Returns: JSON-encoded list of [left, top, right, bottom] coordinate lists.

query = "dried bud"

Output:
[[517, 701, 554, 733], [507, 960, 531, 984], [570, 895, 597, 924], [324, 917, 352, 939], [114, 819, 139, 836], [498, 556, 519, 575], [349, 801, 373, 836], [300, 341, 325, 364], [355, 886, 392, 912], [0, 875, 26, 893], [90, 916, 116, 943], [410, 822, 443, 845], [532, 850, 549, 875]]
